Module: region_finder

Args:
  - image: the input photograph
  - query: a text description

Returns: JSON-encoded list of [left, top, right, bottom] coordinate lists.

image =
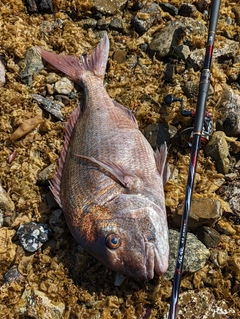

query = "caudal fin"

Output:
[[36, 33, 109, 85]]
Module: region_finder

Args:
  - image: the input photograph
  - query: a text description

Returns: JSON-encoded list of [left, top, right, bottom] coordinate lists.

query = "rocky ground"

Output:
[[0, 0, 240, 318]]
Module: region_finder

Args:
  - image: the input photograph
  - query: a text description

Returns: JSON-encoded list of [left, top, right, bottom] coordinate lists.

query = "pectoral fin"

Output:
[[74, 154, 142, 190], [154, 142, 170, 185]]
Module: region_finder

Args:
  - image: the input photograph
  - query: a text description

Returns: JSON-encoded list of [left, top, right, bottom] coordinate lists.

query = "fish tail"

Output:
[[35, 33, 109, 85]]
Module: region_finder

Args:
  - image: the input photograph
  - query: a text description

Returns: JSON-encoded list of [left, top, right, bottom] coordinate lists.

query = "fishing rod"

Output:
[[168, 1, 221, 318]]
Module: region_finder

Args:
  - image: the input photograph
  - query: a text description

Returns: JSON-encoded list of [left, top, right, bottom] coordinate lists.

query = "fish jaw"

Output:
[[77, 203, 169, 281]]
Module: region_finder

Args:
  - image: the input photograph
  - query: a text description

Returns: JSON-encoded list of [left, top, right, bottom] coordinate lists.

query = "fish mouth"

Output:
[[143, 241, 168, 281]]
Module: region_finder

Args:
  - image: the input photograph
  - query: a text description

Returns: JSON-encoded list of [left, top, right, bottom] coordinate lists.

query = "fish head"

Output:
[[84, 196, 169, 280]]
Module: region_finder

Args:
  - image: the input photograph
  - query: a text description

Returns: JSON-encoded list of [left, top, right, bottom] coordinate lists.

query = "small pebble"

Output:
[[37, 163, 56, 186], [112, 50, 127, 64], [3, 265, 24, 283], [33, 94, 63, 121], [0, 184, 15, 213], [17, 222, 52, 252], [0, 60, 6, 87], [196, 226, 221, 248], [54, 77, 74, 95]]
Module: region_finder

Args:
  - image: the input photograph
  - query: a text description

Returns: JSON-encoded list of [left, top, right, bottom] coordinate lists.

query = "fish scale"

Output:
[[36, 33, 169, 280]]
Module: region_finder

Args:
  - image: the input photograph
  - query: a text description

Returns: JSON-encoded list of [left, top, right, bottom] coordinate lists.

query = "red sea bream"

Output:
[[36, 33, 169, 280]]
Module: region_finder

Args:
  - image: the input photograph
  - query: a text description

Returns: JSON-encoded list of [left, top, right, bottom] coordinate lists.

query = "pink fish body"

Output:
[[36, 34, 169, 280]]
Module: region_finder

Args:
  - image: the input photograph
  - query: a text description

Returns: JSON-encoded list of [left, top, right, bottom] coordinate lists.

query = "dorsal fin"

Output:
[[112, 100, 138, 127], [49, 105, 82, 207]]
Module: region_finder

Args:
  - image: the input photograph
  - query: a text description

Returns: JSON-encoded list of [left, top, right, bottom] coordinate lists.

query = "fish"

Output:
[[36, 33, 169, 280]]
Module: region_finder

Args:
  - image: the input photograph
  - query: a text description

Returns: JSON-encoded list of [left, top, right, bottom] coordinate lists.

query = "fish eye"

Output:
[[105, 233, 121, 249]]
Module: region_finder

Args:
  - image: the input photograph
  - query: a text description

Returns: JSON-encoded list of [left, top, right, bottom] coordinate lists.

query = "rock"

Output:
[[159, 3, 178, 16], [204, 131, 230, 174], [210, 249, 228, 268], [93, 0, 127, 15], [18, 288, 65, 318], [189, 38, 239, 68], [177, 288, 236, 318], [0, 60, 6, 87], [0, 184, 15, 213], [173, 198, 222, 231], [45, 72, 60, 84], [37, 164, 56, 186], [19, 47, 44, 85], [144, 123, 177, 149], [183, 80, 214, 98], [148, 17, 206, 60], [80, 18, 97, 30], [232, 6, 240, 25], [112, 50, 127, 64], [3, 265, 24, 283], [54, 77, 74, 95], [218, 87, 240, 137], [33, 94, 63, 121], [179, 3, 197, 17], [25, 0, 53, 14], [17, 222, 52, 252], [173, 45, 191, 61], [109, 17, 123, 32], [131, 2, 161, 35], [48, 209, 64, 232], [196, 226, 221, 248], [164, 62, 174, 82], [164, 229, 210, 280], [97, 17, 111, 30], [55, 94, 70, 105]]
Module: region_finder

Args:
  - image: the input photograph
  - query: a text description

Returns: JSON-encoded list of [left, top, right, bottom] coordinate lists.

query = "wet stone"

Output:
[[19, 47, 44, 85], [54, 77, 74, 95], [196, 226, 221, 248], [33, 94, 63, 121], [17, 222, 52, 252], [173, 198, 222, 231], [164, 229, 210, 280]]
